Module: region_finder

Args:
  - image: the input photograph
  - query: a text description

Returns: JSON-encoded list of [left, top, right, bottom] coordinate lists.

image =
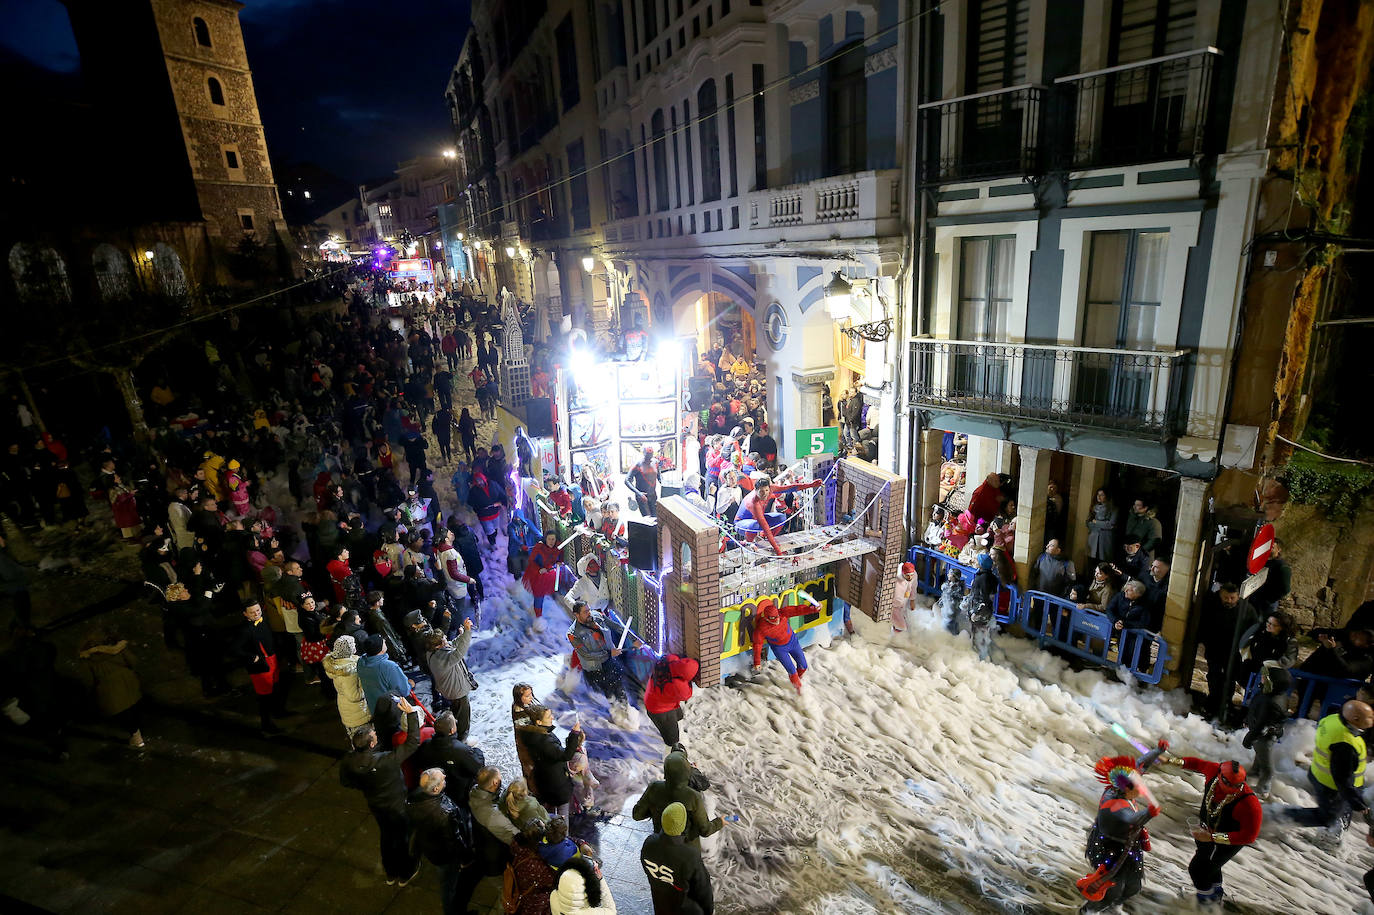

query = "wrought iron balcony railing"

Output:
[[1053, 47, 1220, 170], [918, 84, 1046, 183], [916, 48, 1222, 183], [908, 339, 1191, 439]]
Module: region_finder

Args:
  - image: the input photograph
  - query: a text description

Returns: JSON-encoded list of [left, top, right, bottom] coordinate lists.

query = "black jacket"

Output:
[[521, 725, 583, 807], [641, 831, 713, 915], [339, 710, 421, 814], [1197, 592, 1259, 656], [407, 787, 473, 866], [227, 619, 276, 673], [412, 733, 486, 807], [1105, 592, 1151, 631], [1243, 667, 1292, 747]]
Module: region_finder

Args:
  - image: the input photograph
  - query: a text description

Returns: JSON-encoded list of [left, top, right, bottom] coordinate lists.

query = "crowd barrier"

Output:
[[906, 546, 1170, 684], [1243, 668, 1365, 720]]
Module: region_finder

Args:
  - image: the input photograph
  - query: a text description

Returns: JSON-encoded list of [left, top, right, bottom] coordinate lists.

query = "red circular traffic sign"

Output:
[[1248, 523, 1275, 576]]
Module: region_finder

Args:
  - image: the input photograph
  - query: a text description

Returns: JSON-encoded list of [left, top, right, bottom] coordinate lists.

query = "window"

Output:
[[641, 0, 657, 45], [697, 80, 721, 202], [651, 111, 669, 211], [670, 108, 683, 208], [752, 64, 767, 190], [378, 204, 392, 218], [193, 17, 211, 48], [207, 77, 224, 106], [826, 44, 867, 177], [224, 149, 239, 169], [1111, 0, 1197, 65], [959, 237, 1015, 342], [967, 0, 1028, 95], [682, 101, 694, 205], [555, 15, 580, 111], [92, 244, 131, 301], [1077, 229, 1170, 416], [239, 211, 255, 230], [8, 243, 71, 304], [1084, 230, 1168, 348], [724, 74, 738, 197], [568, 140, 590, 230]]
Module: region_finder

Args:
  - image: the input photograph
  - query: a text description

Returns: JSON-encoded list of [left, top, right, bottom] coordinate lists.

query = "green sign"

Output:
[[795, 426, 839, 456]]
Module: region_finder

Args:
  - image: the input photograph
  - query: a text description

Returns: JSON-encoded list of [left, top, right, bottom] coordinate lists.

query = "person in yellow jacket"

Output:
[[199, 452, 227, 503], [1289, 699, 1374, 833]]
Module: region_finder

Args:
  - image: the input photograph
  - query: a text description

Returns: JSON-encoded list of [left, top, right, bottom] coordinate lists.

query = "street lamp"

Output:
[[505, 246, 516, 258], [581, 256, 595, 272], [143, 250, 155, 262], [824, 270, 852, 313]]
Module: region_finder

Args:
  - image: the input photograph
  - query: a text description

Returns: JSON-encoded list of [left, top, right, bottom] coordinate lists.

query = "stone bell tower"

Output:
[[63, 0, 289, 253]]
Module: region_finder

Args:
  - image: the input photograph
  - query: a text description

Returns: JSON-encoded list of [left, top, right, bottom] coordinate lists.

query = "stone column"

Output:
[[1013, 445, 1051, 569], [1066, 456, 1109, 572], [791, 370, 833, 430], [1159, 477, 1210, 690], [917, 429, 944, 530]]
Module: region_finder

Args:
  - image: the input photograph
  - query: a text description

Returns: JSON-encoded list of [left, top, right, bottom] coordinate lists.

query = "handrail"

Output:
[[910, 336, 1190, 360], [1053, 47, 1221, 84], [917, 82, 1045, 110]]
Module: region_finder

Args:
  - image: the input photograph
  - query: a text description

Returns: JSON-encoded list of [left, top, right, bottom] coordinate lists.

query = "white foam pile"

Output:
[[462, 573, 1373, 914]]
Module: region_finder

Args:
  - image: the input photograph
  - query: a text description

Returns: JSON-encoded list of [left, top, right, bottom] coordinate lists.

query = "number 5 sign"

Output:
[[795, 426, 839, 456]]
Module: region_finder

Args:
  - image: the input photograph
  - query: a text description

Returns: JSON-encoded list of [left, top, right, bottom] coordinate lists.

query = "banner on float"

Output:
[[719, 572, 836, 660]]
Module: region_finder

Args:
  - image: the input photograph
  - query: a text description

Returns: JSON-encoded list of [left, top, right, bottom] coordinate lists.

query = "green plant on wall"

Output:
[[1279, 460, 1374, 521]]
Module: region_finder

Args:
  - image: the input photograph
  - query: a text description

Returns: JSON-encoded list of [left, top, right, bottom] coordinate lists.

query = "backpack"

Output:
[[501, 860, 528, 914]]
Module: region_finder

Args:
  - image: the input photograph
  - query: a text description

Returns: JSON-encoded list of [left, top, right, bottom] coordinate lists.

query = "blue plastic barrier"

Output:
[[906, 545, 1020, 626], [1243, 668, 1365, 720], [1008, 588, 1172, 684]]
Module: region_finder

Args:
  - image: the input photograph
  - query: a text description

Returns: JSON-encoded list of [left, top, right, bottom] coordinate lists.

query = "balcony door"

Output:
[[963, 0, 1030, 169], [1104, 0, 1198, 161], [957, 237, 1014, 401], [1078, 229, 1168, 422]]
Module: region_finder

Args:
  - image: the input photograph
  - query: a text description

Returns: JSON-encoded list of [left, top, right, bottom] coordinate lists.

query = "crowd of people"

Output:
[[4, 258, 1374, 912]]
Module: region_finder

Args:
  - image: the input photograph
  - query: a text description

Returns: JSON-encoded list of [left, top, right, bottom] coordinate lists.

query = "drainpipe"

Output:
[[901, 0, 933, 536]]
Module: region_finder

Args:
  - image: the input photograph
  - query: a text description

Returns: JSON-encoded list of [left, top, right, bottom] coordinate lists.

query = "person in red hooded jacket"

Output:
[[1158, 755, 1262, 908], [645, 654, 700, 747]]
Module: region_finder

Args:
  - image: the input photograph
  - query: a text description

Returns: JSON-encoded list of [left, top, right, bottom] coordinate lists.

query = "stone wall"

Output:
[[1273, 502, 1374, 629]]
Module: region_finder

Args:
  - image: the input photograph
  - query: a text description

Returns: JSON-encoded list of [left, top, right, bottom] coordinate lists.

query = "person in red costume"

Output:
[[523, 531, 565, 630], [733, 477, 793, 554], [966, 472, 1003, 526], [749, 597, 814, 693], [326, 545, 352, 603], [644, 654, 699, 747], [1160, 755, 1262, 908]]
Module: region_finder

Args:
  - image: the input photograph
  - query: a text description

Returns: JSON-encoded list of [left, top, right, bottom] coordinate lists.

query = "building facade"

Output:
[[447, 0, 912, 469], [899, 0, 1314, 688]]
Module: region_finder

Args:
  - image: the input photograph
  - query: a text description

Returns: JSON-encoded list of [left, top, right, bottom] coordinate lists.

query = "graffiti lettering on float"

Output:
[[719, 572, 837, 660]]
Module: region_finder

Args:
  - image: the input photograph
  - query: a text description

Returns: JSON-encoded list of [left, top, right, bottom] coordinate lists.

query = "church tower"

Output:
[[63, 0, 288, 256]]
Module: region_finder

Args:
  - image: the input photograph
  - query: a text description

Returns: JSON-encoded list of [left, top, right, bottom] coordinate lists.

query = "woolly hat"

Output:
[[330, 634, 356, 660], [362, 634, 385, 656], [661, 802, 687, 837], [976, 553, 995, 573], [403, 610, 427, 628], [901, 562, 916, 575]]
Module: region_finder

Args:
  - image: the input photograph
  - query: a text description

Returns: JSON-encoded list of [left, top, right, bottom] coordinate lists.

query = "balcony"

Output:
[[918, 48, 1222, 183], [908, 339, 1192, 440], [919, 85, 1046, 183], [1054, 47, 1220, 170]]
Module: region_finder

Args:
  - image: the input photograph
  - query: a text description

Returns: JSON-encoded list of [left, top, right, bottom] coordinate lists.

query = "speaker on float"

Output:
[[526, 398, 554, 437], [626, 517, 658, 571], [688, 376, 714, 411]]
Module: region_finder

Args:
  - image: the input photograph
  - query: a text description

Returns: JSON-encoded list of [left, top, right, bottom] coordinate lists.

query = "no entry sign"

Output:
[[1248, 523, 1275, 576]]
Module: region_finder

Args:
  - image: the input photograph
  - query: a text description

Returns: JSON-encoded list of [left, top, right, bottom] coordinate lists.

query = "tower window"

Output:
[[239, 211, 255, 230], [225, 149, 239, 169], [193, 17, 211, 48], [207, 77, 224, 106]]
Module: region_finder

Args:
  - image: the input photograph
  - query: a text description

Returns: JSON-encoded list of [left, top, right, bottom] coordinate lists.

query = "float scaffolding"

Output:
[[652, 458, 908, 686]]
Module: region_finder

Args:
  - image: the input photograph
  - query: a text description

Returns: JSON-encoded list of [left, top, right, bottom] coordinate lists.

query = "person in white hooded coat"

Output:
[[323, 634, 371, 734], [567, 554, 612, 614], [549, 856, 616, 915]]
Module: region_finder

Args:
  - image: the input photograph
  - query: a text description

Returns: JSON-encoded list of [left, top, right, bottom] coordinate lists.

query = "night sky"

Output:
[[0, 0, 470, 188]]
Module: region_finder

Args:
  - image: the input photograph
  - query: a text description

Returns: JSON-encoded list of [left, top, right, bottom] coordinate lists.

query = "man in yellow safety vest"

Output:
[[1290, 700, 1374, 834]]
